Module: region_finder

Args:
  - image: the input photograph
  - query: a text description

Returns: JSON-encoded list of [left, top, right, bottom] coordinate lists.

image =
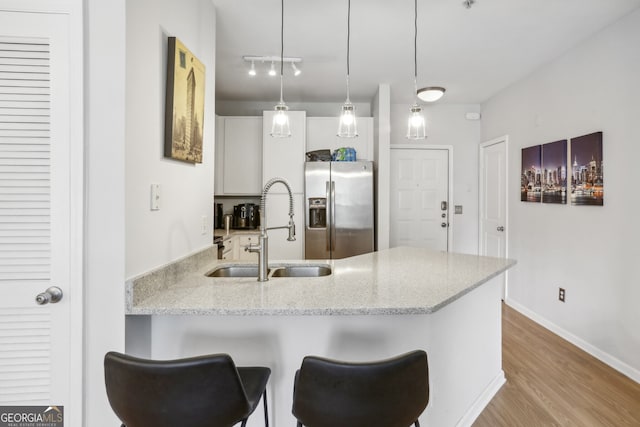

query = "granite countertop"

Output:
[[126, 247, 516, 316]]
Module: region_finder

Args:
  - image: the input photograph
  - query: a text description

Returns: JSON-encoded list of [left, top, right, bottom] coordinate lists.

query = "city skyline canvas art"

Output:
[[521, 145, 542, 202], [541, 139, 567, 204], [570, 132, 603, 206]]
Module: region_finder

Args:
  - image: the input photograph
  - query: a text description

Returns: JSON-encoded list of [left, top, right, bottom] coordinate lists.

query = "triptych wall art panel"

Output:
[[521, 132, 603, 206]]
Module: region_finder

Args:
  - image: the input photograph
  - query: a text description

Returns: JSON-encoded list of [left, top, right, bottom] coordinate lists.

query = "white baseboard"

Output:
[[505, 298, 640, 384], [456, 371, 506, 427]]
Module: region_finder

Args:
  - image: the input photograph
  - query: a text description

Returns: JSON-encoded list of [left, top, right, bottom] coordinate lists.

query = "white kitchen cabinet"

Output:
[[215, 116, 262, 195], [237, 234, 260, 261], [221, 236, 235, 260], [306, 117, 374, 161], [262, 110, 306, 194], [263, 193, 304, 260]]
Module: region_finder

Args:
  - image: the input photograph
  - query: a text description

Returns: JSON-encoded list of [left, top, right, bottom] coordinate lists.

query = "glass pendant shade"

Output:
[[271, 102, 291, 137], [406, 104, 426, 139], [337, 102, 358, 138], [271, 0, 291, 138]]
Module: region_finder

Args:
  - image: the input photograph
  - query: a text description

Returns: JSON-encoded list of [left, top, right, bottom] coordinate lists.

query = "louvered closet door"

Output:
[[0, 12, 71, 406]]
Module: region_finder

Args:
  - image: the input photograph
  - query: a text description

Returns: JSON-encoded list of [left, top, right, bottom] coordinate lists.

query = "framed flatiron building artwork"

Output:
[[164, 37, 205, 163], [570, 131, 603, 206]]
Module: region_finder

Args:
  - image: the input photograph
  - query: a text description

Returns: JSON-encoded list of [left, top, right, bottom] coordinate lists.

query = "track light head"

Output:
[[291, 62, 301, 76]]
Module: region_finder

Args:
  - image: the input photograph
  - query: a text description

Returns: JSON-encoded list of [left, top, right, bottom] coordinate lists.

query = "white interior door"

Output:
[[0, 11, 73, 408], [390, 147, 449, 251], [479, 137, 508, 295]]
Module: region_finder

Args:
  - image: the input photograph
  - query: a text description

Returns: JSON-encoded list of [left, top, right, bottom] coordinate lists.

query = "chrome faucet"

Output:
[[245, 177, 296, 281]]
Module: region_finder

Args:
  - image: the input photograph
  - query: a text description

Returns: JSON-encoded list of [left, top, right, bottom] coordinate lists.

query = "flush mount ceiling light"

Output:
[[243, 56, 302, 77], [417, 86, 446, 102], [270, 0, 291, 138], [407, 0, 426, 140], [337, 0, 358, 138]]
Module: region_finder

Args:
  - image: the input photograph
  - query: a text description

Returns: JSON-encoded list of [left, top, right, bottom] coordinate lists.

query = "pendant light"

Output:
[[337, 0, 358, 138], [271, 0, 291, 138], [407, 0, 426, 139]]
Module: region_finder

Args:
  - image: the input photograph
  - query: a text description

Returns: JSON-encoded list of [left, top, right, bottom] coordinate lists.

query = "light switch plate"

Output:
[[150, 184, 160, 210]]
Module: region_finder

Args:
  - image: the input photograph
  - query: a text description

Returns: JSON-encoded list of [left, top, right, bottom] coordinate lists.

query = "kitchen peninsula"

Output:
[[126, 247, 516, 427]]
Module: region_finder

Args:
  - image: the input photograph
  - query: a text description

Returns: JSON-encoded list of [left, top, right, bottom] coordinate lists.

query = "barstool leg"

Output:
[[415, 421, 421, 427], [263, 389, 269, 427]]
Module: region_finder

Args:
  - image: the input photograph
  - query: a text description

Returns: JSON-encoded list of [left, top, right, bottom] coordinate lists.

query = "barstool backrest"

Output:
[[292, 350, 429, 427], [104, 351, 250, 427]]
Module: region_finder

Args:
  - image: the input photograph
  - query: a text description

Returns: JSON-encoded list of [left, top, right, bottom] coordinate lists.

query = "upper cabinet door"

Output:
[[215, 116, 262, 195], [306, 117, 373, 161], [263, 110, 306, 194]]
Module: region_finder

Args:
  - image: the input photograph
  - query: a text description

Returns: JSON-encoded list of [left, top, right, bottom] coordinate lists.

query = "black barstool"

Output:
[[292, 350, 429, 427], [104, 351, 270, 427]]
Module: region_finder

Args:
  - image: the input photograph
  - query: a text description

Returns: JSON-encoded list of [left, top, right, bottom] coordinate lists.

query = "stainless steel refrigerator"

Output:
[[305, 161, 374, 259]]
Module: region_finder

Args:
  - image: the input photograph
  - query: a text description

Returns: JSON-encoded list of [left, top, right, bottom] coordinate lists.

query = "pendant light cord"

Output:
[[279, 0, 285, 103], [346, 0, 351, 103], [413, 0, 418, 97]]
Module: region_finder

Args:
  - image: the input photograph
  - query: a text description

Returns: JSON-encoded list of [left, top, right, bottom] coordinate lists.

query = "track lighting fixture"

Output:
[[291, 62, 301, 76], [243, 56, 302, 77]]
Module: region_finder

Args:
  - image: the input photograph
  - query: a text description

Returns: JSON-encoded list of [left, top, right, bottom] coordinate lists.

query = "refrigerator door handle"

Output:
[[331, 180, 336, 253], [326, 181, 331, 252]]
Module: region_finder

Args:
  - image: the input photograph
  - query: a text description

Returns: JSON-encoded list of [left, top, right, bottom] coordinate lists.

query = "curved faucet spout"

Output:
[[246, 177, 296, 281], [260, 177, 295, 239]]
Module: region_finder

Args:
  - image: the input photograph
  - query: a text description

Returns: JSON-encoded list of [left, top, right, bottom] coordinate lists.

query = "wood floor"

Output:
[[473, 304, 640, 426]]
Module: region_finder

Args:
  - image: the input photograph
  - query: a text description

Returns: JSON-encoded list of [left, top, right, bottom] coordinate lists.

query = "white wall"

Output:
[[482, 8, 640, 380], [126, 0, 216, 278], [84, 0, 126, 425], [372, 84, 391, 251], [390, 103, 482, 254]]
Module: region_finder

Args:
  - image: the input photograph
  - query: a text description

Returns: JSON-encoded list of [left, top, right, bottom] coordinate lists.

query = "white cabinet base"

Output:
[[145, 275, 503, 427]]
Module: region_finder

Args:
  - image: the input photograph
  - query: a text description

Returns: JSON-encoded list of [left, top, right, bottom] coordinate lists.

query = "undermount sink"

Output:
[[207, 265, 267, 278], [206, 264, 331, 278], [270, 265, 332, 278]]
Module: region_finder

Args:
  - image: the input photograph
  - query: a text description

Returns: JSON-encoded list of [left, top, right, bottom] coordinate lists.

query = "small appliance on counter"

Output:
[[214, 203, 223, 229], [233, 203, 260, 229]]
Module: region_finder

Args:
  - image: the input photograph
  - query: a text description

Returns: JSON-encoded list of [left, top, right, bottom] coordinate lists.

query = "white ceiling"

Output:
[[212, 0, 640, 105]]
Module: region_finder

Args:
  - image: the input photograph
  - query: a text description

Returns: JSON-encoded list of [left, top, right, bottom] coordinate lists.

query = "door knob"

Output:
[[497, 226, 505, 232], [441, 222, 448, 228], [36, 286, 63, 305]]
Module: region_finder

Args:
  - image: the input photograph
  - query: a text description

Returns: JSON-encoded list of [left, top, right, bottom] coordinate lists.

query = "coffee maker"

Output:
[[233, 203, 260, 229]]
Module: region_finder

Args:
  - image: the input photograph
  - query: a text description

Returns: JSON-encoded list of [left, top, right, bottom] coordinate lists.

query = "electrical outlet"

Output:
[[559, 287, 565, 302], [201, 215, 208, 235]]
